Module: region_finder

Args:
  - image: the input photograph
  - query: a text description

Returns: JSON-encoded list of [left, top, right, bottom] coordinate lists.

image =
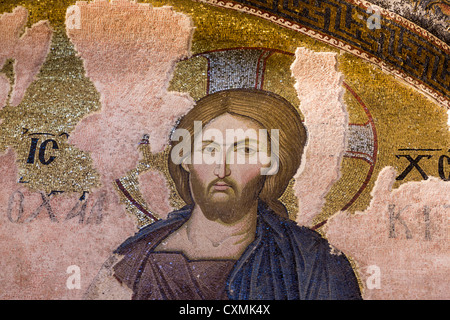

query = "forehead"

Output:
[[203, 113, 265, 132]]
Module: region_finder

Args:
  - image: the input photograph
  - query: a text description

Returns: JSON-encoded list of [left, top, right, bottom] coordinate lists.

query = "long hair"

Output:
[[168, 89, 307, 218]]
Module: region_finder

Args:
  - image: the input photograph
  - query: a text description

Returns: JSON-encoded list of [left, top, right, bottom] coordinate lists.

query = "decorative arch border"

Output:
[[199, 0, 450, 108]]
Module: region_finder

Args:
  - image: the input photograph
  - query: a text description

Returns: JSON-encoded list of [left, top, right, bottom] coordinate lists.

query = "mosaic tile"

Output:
[[0, 0, 448, 302]]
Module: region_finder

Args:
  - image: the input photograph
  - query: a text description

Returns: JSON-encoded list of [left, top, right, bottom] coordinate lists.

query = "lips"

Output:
[[213, 182, 230, 191]]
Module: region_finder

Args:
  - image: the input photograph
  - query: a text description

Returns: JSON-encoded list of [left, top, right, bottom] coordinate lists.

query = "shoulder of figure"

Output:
[[257, 204, 362, 299], [113, 205, 192, 254], [259, 207, 346, 260], [259, 207, 322, 241]]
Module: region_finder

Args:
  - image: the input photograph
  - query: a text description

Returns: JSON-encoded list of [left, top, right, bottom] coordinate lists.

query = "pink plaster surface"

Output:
[[138, 169, 173, 220], [325, 167, 450, 299], [0, 1, 197, 299], [66, 0, 195, 181], [0, 6, 53, 107], [0, 149, 137, 299], [290, 47, 348, 227]]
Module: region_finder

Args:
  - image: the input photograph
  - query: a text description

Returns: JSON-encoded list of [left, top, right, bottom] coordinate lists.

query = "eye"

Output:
[[236, 145, 257, 155]]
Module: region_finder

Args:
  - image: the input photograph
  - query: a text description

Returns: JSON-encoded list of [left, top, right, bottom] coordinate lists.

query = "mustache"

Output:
[[207, 177, 237, 191]]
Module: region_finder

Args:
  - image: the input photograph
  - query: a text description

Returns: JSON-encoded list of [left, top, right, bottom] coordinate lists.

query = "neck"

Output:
[[185, 201, 259, 258]]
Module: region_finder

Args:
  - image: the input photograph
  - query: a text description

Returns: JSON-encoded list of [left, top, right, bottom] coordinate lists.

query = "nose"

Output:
[[213, 151, 231, 179]]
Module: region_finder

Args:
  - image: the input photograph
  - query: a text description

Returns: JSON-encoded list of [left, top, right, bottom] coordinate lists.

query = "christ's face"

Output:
[[183, 113, 272, 224]]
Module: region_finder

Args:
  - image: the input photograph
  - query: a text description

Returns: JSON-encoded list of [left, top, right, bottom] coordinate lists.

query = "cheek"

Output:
[[188, 163, 216, 183], [231, 163, 263, 186]]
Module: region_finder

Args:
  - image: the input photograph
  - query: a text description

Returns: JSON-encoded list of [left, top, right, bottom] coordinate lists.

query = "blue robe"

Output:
[[113, 201, 362, 300]]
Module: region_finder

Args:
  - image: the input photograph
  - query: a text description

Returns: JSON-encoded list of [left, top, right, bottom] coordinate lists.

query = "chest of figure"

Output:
[[132, 251, 236, 300]]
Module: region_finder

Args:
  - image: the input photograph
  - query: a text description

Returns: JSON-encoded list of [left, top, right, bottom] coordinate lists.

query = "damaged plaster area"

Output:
[[325, 167, 450, 299]]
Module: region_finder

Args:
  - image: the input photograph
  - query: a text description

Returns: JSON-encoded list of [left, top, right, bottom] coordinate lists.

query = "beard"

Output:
[[189, 172, 266, 224]]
